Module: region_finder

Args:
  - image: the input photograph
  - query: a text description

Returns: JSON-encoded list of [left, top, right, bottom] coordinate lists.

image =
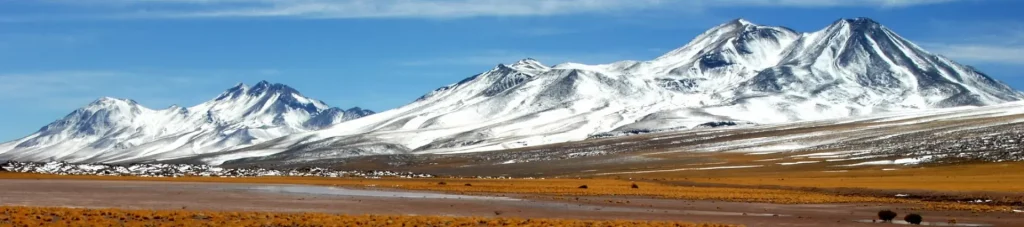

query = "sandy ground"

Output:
[[0, 179, 1021, 227]]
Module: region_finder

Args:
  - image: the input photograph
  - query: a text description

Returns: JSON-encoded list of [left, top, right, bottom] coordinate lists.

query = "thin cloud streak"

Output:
[[709, 0, 961, 8], [924, 43, 1024, 66], [8, 0, 963, 21]]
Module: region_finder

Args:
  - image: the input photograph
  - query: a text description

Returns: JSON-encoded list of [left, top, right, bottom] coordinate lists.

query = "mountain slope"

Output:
[[0, 81, 373, 163], [202, 17, 1023, 165]]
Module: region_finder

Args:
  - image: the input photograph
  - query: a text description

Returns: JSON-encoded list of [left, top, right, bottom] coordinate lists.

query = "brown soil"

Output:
[[1, 179, 1021, 227]]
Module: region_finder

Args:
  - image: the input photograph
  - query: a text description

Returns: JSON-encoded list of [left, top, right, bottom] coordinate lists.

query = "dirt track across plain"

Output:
[[1, 179, 1022, 226]]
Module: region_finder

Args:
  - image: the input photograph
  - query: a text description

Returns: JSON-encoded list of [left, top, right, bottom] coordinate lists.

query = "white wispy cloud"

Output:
[[920, 20, 1024, 65], [11, 0, 963, 20], [923, 43, 1024, 65], [710, 0, 961, 8]]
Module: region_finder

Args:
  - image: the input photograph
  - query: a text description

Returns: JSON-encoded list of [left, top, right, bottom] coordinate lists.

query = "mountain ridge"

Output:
[[0, 81, 374, 163], [2, 17, 1021, 165], [201, 17, 1021, 165]]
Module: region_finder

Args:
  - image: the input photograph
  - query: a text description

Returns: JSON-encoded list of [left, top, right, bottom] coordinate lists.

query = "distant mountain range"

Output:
[[2, 17, 1021, 165], [0, 81, 373, 163]]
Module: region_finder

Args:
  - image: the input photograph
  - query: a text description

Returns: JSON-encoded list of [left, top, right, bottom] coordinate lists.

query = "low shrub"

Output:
[[904, 213, 923, 225], [878, 210, 897, 222]]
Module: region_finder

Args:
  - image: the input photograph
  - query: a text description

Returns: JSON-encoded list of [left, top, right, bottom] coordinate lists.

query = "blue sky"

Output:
[[0, 0, 1021, 141]]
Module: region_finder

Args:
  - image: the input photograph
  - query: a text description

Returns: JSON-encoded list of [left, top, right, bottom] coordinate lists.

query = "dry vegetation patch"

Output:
[[654, 162, 1024, 192], [0, 206, 739, 227]]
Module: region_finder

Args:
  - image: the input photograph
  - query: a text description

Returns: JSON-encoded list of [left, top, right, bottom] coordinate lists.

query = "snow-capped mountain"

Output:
[[190, 17, 1022, 165], [0, 81, 373, 163], [3, 17, 1020, 166]]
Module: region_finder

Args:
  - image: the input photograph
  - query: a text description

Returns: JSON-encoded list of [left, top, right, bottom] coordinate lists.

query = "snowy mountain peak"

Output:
[[512, 58, 540, 65], [730, 18, 754, 26], [509, 58, 549, 72], [651, 18, 800, 74], [518, 58, 541, 63], [91, 97, 137, 106], [751, 16, 1024, 108], [248, 80, 299, 96], [215, 83, 249, 101], [213, 80, 314, 108], [345, 107, 375, 115], [824, 17, 888, 34], [195, 80, 339, 129], [710, 17, 785, 33], [838, 17, 880, 26]]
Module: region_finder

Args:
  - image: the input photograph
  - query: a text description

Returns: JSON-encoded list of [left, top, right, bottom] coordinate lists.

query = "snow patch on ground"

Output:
[[755, 158, 785, 162], [792, 150, 866, 159], [841, 160, 896, 166], [594, 165, 763, 175], [840, 156, 931, 167], [730, 144, 810, 155], [777, 161, 820, 165], [200, 149, 288, 166]]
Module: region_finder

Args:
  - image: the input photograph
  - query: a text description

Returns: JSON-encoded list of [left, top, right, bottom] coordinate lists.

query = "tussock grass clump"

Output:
[[0, 206, 741, 227]]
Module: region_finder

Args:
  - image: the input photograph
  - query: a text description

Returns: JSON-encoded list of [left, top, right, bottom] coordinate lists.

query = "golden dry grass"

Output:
[[0, 206, 739, 227], [635, 161, 1024, 192], [0, 172, 1011, 212]]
